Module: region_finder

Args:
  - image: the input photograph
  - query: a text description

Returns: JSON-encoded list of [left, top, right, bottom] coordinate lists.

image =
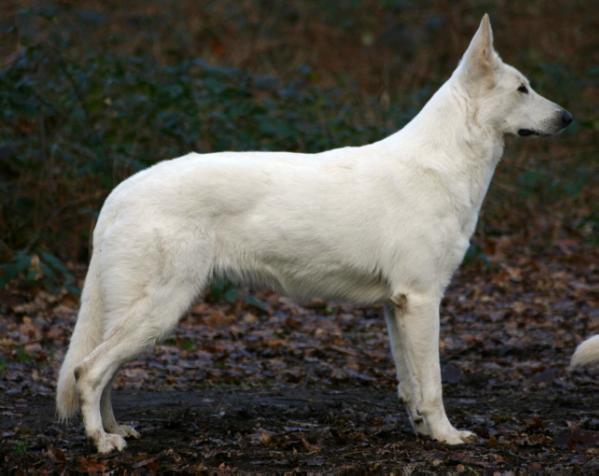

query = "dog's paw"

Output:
[[111, 424, 140, 439], [96, 433, 127, 454], [455, 429, 478, 444], [434, 428, 477, 445]]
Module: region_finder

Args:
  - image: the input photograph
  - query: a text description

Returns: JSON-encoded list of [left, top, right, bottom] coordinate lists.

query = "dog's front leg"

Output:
[[384, 295, 476, 445]]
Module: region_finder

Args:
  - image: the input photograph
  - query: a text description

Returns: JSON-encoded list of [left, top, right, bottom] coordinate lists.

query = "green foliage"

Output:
[[0, 251, 77, 294], [208, 279, 241, 304], [208, 278, 269, 311], [12, 440, 27, 455], [0, 15, 400, 293], [463, 242, 491, 268], [0, 2, 595, 294], [515, 162, 591, 202], [15, 347, 32, 364]]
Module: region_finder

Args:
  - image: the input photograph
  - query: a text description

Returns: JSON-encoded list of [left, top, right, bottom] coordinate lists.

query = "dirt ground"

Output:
[[1, 2, 597, 473], [1, 246, 598, 473], [1, 380, 597, 473]]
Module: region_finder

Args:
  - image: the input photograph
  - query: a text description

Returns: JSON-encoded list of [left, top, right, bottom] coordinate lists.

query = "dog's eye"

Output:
[[517, 84, 529, 94]]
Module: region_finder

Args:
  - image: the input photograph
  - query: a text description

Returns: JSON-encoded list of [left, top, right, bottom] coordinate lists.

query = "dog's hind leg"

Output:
[[75, 278, 200, 453], [385, 293, 476, 445], [75, 233, 211, 453], [74, 322, 150, 453], [100, 377, 140, 439]]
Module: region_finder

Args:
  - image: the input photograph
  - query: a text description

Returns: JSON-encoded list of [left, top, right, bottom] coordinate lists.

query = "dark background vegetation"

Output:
[[0, 0, 597, 473], [0, 0, 596, 284]]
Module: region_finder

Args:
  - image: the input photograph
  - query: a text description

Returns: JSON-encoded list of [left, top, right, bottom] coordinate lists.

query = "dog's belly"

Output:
[[220, 257, 391, 305]]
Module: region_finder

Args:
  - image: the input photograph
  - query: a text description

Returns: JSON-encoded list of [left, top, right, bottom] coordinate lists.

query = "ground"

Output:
[[2, 383, 598, 473], [1, 1, 596, 473], [0, 243, 597, 473]]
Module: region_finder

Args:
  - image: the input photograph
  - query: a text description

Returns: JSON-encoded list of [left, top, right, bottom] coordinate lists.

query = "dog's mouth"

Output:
[[518, 128, 540, 137], [517, 128, 552, 137]]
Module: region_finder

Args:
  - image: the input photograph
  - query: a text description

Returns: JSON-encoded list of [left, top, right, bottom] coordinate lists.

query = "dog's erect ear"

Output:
[[457, 14, 499, 87]]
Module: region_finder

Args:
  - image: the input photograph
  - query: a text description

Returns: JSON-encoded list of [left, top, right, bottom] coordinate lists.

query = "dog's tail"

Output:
[[56, 253, 104, 420], [570, 335, 599, 370]]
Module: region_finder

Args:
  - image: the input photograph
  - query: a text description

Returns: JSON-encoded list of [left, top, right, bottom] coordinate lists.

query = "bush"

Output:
[[0, 2, 595, 292]]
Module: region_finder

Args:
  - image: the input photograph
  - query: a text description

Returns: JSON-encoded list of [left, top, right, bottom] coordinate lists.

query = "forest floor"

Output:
[[1, 241, 598, 473], [1, 1, 597, 473]]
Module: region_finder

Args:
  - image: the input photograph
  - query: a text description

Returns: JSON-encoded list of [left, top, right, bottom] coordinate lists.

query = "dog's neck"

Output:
[[382, 79, 505, 163], [377, 78, 505, 235]]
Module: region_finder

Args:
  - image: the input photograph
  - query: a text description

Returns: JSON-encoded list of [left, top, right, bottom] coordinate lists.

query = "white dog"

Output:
[[571, 336, 599, 369], [56, 14, 572, 453]]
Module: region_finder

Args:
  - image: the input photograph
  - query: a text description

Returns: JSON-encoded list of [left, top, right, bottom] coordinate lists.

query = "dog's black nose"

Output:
[[561, 109, 573, 127]]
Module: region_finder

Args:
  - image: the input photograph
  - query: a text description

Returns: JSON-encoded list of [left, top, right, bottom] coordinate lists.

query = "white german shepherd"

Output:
[[57, 15, 573, 453], [571, 336, 599, 369]]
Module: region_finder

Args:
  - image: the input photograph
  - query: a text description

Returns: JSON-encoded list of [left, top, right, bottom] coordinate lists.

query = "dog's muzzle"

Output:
[[518, 109, 573, 137]]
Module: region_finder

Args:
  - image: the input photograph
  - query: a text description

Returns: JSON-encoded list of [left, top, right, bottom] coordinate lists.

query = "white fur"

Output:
[[570, 335, 599, 369], [56, 14, 571, 453]]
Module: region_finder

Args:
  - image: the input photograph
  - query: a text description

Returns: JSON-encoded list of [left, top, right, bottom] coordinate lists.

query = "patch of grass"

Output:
[[12, 440, 27, 455], [178, 339, 196, 352], [15, 347, 32, 364]]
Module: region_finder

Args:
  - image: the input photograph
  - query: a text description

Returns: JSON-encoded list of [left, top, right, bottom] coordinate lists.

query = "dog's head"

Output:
[[454, 14, 572, 137]]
